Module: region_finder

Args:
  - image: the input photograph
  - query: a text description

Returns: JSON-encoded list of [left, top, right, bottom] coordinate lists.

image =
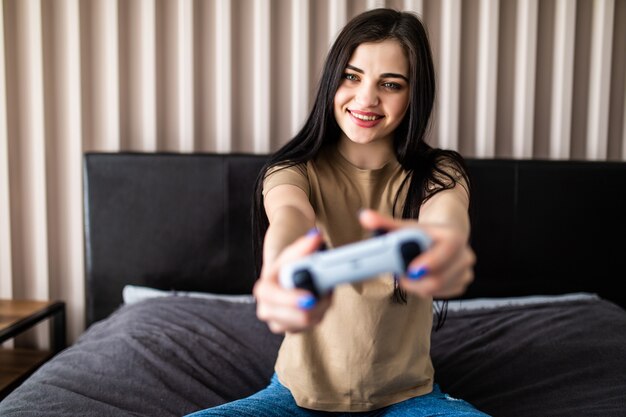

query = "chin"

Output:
[[347, 136, 376, 145], [342, 129, 377, 144]]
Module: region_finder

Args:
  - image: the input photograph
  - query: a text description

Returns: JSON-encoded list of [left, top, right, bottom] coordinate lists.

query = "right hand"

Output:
[[253, 230, 333, 334]]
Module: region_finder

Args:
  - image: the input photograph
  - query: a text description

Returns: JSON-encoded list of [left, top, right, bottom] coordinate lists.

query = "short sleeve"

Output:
[[262, 163, 310, 198]]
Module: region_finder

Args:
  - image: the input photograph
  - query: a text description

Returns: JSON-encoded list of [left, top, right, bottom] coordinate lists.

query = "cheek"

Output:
[[333, 87, 349, 108], [385, 99, 409, 132], [391, 96, 410, 119], [333, 99, 341, 121], [333, 89, 349, 118]]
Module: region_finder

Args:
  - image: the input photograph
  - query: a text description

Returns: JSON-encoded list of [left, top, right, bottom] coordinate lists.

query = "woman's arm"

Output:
[[262, 184, 316, 265], [253, 184, 333, 334]]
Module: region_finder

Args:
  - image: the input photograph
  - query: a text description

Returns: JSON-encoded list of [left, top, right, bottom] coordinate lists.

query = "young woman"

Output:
[[187, 8, 489, 417]]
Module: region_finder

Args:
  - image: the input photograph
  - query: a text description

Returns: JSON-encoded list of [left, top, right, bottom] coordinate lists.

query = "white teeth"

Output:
[[350, 111, 380, 121]]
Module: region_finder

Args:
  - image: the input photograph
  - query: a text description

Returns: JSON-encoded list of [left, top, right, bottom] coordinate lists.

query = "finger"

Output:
[[401, 253, 475, 298], [403, 260, 467, 297], [358, 209, 402, 233], [253, 277, 318, 310], [431, 267, 475, 299], [258, 304, 312, 331], [260, 293, 332, 334], [446, 269, 475, 297], [405, 228, 467, 279], [399, 276, 439, 298]]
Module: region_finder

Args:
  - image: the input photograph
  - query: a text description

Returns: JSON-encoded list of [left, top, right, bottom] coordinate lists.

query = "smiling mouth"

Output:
[[348, 110, 383, 122]]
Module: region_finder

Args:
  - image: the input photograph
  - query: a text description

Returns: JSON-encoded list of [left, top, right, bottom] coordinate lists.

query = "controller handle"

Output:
[[292, 269, 319, 297], [400, 241, 423, 269]]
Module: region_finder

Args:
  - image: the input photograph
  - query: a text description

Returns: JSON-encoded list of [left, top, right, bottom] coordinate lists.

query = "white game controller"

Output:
[[279, 228, 432, 297]]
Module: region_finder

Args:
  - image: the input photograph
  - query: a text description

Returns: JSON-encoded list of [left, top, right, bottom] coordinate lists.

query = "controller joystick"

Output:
[[292, 269, 319, 297]]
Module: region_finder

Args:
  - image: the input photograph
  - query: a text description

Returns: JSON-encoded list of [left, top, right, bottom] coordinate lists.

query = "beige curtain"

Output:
[[1, 0, 625, 345]]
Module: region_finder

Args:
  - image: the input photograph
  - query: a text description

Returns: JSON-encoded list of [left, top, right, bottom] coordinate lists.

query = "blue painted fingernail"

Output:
[[298, 295, 317, 310], [407, 266, 428, 280], [306, 227, 319, 237]]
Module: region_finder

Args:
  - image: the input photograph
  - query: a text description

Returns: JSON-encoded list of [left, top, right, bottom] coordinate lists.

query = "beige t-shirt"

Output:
[[263, 144, 434, 412]]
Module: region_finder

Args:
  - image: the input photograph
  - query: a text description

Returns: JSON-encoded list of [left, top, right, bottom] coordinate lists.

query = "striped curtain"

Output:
[[1, 0, 625, 345]]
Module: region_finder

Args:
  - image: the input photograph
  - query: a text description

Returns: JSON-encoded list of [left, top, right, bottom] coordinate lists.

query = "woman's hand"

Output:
[[253, 230, 333, 334], [359, 209, 475, 299]]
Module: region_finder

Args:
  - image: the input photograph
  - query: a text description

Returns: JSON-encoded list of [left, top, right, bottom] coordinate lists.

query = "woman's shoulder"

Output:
[[423, 148, 468, 175], [262, 148, 343, 198], [264, 162, 309, 190], [262, 168, 307, 199], [420, 149, 470, 195]]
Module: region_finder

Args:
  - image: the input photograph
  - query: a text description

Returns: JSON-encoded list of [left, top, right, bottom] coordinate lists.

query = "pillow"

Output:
[[0, 296, 282, 416], [123, 285, 598, 311], [445, 292, 599, 312], [431, 296, 626, 417], [122, 284, 255, 305]]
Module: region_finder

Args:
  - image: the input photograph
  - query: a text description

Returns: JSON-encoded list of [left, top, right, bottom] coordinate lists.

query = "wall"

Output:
[[1, 0, 625, 344]]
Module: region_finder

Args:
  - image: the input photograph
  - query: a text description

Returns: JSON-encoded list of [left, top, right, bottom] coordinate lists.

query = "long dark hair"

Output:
[[252, 9, 469, 328]]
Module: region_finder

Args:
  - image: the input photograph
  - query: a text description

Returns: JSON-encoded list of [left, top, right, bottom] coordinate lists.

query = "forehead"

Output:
[[347, 39, 409, 75]]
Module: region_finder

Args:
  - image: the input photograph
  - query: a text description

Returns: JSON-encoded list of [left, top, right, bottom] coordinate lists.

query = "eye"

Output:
[[343, 73, 359, 82], [382, 82, 402, 90]]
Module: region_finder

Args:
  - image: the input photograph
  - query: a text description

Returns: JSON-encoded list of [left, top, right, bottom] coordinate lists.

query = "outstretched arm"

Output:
[[261, 184, 316, 265], [253, 184, 332, 334]]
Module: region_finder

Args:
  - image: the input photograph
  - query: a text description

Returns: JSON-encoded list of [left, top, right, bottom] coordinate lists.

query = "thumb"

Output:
[[358, 209, 400, 232]]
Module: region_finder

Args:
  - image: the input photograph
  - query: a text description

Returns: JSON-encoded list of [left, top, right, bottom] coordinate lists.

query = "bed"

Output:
[[1, 153, 625, 416]]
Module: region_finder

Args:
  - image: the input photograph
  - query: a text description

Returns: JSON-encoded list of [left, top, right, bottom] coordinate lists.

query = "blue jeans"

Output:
[[185, 374, 491, 416]]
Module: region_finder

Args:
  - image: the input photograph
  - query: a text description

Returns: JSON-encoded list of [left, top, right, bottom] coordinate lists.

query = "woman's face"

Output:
[[333, 39, 410, 147]]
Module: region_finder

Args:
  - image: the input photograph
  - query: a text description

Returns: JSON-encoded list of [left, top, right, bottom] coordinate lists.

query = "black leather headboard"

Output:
[[83, 153, 626, 325], [465, 159, 626, 306], [83, 153, 267, 325]]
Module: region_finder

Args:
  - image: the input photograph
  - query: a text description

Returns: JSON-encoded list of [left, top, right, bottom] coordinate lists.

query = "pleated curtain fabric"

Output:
[[0, 0, 624, 345]]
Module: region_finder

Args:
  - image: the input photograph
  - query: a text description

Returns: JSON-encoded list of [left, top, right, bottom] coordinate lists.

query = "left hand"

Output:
[[359, 209, 475, 299]]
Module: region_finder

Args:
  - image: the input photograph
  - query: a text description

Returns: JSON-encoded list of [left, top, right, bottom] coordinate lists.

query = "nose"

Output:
[[354, 82, 379, 107]]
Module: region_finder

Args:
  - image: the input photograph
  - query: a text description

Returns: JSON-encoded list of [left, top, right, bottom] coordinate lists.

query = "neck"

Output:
[[337, 134, 395, 170]]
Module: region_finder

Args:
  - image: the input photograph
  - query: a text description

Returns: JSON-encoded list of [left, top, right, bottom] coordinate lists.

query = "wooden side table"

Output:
[[0, 299, 66, 400]]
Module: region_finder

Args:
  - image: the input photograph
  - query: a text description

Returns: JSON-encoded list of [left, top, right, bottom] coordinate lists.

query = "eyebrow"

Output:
[[346, 64, 409, 83]]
